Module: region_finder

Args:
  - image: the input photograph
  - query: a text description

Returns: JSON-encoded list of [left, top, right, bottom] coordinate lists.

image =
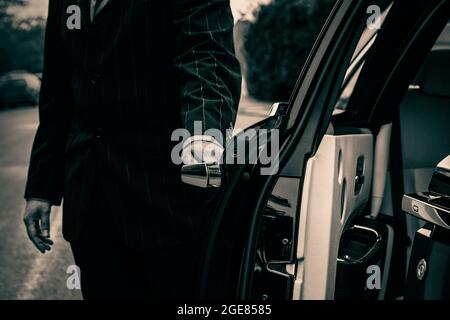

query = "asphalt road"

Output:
[[0, 106, 82, 300], [0, 96, 271, 300]]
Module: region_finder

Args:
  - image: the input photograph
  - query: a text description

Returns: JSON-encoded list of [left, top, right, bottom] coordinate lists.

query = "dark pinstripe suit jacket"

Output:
[[24, 0, 241, 248]]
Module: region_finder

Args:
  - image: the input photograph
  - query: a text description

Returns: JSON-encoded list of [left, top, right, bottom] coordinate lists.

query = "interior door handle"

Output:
[[355, 174, 365, 188], [355, 156, 365, 195]]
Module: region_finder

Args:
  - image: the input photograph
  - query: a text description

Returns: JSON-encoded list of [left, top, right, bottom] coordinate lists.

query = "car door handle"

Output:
[[181, 163, 222, 188], [355, 174, 365, 187], [354, 156, 365, 195]]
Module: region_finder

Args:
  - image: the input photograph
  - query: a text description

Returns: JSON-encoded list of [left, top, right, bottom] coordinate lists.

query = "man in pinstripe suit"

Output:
[[22, 0, 241, 299]]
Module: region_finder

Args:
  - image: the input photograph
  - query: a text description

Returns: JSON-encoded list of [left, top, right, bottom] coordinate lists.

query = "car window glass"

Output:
[[233, 0, 337, 130], [433, 20, 450, 49], [334, 3, 394, 114]]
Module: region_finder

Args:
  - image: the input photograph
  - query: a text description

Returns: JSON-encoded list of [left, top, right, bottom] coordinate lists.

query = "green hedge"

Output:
[[0, 0, 45, 75], [244, 0, 335, 101]]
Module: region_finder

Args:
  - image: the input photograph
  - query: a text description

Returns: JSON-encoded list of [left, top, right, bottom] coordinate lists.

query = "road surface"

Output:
[[0, 96, 271, 300], [0, 107, 81, 300]]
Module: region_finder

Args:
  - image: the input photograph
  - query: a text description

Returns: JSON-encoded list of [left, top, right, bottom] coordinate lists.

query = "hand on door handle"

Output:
[[181, 135, 224, 188], [181, 163, 222, 188]]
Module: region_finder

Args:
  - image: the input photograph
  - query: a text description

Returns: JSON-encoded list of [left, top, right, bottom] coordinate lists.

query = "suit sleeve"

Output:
[[173, 0, 241, 143], [24, 0, 73, 205]]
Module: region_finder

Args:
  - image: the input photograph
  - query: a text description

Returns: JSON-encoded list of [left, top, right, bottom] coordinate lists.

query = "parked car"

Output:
[[0, 71, 40, 108], [182, 0, 450, 300]]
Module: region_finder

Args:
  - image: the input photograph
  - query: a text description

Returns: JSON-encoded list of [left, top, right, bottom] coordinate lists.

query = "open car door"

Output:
[[189, 0, 378, 300], [184, 0, 450, 300]]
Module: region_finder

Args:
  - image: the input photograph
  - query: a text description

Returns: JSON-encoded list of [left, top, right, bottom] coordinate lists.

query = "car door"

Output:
[[192, 0, 450, 300], [192, 0, 376, 300]]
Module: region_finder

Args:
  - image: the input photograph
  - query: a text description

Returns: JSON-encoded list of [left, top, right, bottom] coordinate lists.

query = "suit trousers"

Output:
[[69, 170, 200, 300]]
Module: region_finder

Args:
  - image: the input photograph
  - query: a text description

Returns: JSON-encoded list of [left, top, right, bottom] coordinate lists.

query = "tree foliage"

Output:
[[244, 0, 335, 101], [0, 0, 45, 75]]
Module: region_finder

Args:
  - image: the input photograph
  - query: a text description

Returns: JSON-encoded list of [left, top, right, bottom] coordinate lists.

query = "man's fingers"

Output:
[[32, 238, 50, 253], [203, 143, 223, 164], [181, 149, 195, 165], [24, 218, 51, 253], [32, 234, 51, 253], [40, 210, 50, 238], [24, 220, 43, 252], [23, 200, 53, 253], [39, 236, 54, 245]]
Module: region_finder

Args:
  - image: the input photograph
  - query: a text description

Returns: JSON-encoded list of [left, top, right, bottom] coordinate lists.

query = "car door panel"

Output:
[[294, 131, 373, 299]]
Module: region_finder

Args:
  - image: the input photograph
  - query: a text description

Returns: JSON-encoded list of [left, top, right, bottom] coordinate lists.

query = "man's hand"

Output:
[[181, 135, 224, 165], [23, 199, 54, 253]]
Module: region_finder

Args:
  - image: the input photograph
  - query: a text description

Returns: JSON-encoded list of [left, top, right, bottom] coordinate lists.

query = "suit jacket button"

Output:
[[95, 128, 104, 138], [90, 73, 101, 85]]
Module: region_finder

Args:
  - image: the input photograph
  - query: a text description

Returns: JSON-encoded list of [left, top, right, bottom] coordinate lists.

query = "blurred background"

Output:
[[0, 0, 334, 299]]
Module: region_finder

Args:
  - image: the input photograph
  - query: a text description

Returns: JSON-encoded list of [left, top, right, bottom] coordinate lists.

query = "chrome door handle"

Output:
[[181, 163, 222, 188]]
